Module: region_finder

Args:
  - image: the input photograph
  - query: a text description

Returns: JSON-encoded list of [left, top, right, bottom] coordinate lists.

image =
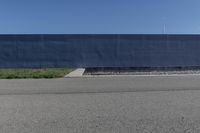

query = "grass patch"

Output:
[[0, 68, 74, 79]]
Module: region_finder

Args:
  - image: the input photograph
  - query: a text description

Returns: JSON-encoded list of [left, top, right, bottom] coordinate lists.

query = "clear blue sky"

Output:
[[0, 0, 200, 34]]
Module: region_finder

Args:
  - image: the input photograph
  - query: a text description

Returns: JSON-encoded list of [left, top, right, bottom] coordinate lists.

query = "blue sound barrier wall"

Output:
[[0, 34, 200, 68]]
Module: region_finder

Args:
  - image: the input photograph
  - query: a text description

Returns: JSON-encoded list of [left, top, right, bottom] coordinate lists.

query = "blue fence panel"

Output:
[[0, 34, 200, 68]]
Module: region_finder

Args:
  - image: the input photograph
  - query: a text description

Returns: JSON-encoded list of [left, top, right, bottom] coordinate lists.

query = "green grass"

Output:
[[0, 68, 74, 79]]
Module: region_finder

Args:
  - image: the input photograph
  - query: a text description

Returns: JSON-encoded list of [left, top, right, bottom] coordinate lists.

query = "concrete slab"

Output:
[[65, 68, 85, 77]]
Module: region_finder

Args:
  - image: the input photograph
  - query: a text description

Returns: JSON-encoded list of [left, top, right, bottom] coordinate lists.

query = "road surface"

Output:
[[0, 75, 200, 132], [0, 75, 200, 95]]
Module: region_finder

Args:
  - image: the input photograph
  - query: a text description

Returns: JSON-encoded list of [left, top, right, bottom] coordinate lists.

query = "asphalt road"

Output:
[[0, 75, 200, 132], [0, 75, 200, 95]]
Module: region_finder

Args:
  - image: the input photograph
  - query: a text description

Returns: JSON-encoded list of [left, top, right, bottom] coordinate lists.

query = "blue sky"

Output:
[[0, 0, 200, 34]]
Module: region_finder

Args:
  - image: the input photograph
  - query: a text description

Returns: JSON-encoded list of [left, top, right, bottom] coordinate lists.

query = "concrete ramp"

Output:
[[65, 68, 85, 77]]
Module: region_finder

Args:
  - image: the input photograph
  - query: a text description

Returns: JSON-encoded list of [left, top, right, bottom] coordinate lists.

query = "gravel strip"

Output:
[[85, 69, 200, 75]]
